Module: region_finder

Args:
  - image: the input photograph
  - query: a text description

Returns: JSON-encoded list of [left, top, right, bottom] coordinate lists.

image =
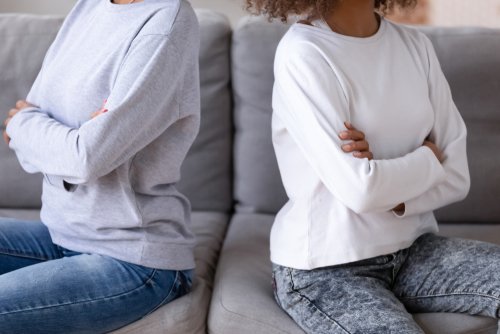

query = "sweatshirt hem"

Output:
[[271, 229, 438, 270], [49, 232, 195, 271]]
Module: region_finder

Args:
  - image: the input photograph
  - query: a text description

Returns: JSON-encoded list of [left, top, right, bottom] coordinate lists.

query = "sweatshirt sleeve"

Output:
[[6, 33, 185, 186], [273, 40, 447, 214], [393, 35, 470, 218]]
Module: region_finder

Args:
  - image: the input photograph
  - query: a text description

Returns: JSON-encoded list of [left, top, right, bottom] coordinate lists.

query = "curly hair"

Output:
[[246, 0, 418, 22]]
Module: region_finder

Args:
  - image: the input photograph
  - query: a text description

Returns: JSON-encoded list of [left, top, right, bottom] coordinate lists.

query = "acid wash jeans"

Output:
[[273, 233, 500, 334], [0, 218, 193, 334]]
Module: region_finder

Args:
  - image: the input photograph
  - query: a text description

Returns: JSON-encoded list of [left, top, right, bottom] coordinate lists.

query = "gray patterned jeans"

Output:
[[272, 233, 500, 334]]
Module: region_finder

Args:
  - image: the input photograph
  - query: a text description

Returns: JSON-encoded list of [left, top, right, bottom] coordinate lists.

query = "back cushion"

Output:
[[0, 10, 233, 212], [0, 14, 63, 209], [232, 17, 500, 222], [177, 9, 233, 212]]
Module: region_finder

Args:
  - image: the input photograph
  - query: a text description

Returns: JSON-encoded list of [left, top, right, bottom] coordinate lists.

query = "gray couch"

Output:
[[1, 10, 499, 334]]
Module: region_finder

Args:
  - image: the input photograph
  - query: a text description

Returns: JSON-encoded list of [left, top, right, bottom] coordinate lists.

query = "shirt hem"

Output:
[[271, 228, 438, 270], [49, 232, 195, 271]]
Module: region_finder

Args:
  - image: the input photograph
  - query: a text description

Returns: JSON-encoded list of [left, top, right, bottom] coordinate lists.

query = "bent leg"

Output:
[[0, 253, 192, 334], [393, 233, 500, 319], [273, 258, 424, 334], [0, 218, 62, 274]]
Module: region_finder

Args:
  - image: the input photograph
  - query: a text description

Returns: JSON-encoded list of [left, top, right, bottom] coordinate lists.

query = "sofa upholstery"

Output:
[[208, 16, 500, 334], [1, 10, 499, 334], [0, 9, 233, 334]]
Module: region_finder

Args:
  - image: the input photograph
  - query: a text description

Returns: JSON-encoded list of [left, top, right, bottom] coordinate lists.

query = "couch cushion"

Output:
[[0, 9, 233, 212], [0, 210, 229, 334], [208, 213, 499, 334], [420, 27, 500, 223], [0, 208, 41, 221], [177, 9, 233, 213], [232, 17, 289, 215], [231, 16, 500, 223], [112, 211, 229, 334], [0, 14, 64, 209]]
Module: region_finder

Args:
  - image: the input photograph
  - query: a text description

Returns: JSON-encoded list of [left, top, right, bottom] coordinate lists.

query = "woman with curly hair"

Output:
[[247, 0, 500, 333]]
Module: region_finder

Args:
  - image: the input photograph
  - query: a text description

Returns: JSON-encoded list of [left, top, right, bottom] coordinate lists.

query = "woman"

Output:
[[1, 0, 199, 332], [247, 0, 500, 333]]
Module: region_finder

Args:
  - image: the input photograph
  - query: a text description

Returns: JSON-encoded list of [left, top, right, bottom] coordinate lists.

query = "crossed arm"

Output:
[[3, 100, 107, 145]]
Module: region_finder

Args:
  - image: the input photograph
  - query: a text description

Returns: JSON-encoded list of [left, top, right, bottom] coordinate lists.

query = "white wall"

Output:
[[0, 0, 248, 26]]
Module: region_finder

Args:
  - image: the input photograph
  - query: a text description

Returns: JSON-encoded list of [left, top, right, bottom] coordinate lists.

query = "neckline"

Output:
[[105, 0, 149, 11], [300, 13, 387, 43]]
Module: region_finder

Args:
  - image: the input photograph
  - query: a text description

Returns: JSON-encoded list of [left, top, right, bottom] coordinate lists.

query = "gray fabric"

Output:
[[0, 209, 41, 221], [418, 27, 500, 223], [6, 0, 201, 270], [231, 17, 500, 224], [414, 313, 498, 334], [0, 14, 63, 209], [177, 9, 233, 213], [208, 213, 499, 334], [0, 210, 228, 334], [232, 17, 289, 214], [208, 213, 303, 334], [112, 211, 229, 334], [0, 9, 233, 214], [0, 9, 233, 333]]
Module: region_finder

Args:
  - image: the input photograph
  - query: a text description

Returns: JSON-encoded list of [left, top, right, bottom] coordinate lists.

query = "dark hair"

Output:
[[245, 0, 418, 22]]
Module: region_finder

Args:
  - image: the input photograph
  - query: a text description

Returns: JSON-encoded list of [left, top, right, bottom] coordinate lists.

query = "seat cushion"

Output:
[[0, 208, 41, 221], [0, 209, 229, 334], [112, 211, 229, 334], [208, 213, 499, 334]]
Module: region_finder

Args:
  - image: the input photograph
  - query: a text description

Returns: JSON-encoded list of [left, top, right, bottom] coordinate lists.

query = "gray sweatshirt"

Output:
[[6, 0, 200, 270]]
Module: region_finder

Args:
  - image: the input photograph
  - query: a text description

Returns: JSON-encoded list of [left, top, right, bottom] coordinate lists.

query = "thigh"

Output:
[[0, 218, 62, 274], [0, 253, 192, 334], [273, 260, 424, 334], [393, 233, 500, 318]]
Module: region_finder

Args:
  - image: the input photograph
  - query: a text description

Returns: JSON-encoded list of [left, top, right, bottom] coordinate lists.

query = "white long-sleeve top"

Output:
[[271, 16, 470, 270]]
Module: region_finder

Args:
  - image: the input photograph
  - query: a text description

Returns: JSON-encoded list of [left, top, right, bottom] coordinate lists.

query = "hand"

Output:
[[339, 122, 373, 160], [423, 139, 443, 163], [3, 100, 36, 146], [90, 99, 108, 120]]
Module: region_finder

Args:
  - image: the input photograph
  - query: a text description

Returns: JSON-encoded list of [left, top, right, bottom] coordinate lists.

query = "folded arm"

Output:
[[6, 34, 185, 187], [273, 42, 447, 214], [393, 35, 470, 218]]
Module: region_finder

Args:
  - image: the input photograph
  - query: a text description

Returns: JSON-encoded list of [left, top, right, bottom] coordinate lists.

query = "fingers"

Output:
[[3, 115, 12, 128], [353, 151, 373, 160], [339, 121, 365, 141], [342, 140, 369, 153], [339, 121, 373, 160], [8, 108, 19, 117], [16, 100, 28, 109], [15, 100, 35, 109], [339, 129, 365, 141], [2, 130, 10, 146], [90, 108, 108, 119], [344, 121, 356, 130]]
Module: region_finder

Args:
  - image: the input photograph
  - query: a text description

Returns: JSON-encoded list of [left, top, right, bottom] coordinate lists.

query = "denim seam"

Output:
[[399, 291, 500, 302], [0, 248, 51, 262], [288, 269, 351, 334], [143, 270, 179, 317], [0, 265, 159, 316]]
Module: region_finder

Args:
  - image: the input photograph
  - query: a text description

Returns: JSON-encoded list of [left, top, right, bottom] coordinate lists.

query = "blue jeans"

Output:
[[273, 233, 500, 334], [0, 218, 193, 334]]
